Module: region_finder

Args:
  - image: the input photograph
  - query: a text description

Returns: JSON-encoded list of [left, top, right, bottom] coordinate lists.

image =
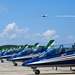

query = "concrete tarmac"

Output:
[[0, 60, 75, 75]]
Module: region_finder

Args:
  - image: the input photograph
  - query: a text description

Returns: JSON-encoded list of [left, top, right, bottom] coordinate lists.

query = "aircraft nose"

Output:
[[22, 61, 27, 66], [22, 59, 31, 66], [7, 57, 11, 61], [7, 56, 13, 61], [22, 63, 25, 66]]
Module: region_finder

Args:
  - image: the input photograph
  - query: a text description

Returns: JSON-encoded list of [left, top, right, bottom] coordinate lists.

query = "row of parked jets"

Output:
[[0, 39, 75, 74]]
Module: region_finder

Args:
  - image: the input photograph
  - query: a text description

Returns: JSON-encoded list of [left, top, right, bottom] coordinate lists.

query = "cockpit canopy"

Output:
[[39, 44, 74, 58]]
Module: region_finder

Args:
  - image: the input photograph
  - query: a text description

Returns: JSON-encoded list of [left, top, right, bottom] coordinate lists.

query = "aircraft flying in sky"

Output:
[[41, 14, 48, 17]]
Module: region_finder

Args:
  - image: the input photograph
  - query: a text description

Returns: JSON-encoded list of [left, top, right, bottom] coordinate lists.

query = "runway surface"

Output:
[[0, 60, 75, 75]]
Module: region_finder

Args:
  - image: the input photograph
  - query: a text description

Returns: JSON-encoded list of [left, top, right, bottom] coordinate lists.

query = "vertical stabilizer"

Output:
[[45, 39, 55, 49]]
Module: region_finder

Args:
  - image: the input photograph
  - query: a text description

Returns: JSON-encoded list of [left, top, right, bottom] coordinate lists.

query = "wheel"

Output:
[[1, 59, 4, 63], [70, 67, 75, 71], [56, 66, 57, 70], [14, 63, 17, 66], [35, 69, 40, 74]]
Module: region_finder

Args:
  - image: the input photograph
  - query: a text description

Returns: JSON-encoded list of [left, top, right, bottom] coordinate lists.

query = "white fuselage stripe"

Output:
[[28, 54, 75, 65], [10, 54, 38, 60]]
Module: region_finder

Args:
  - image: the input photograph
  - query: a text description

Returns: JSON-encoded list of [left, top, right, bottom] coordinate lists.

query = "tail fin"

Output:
[[45, 39, 55, 49], [18, 46, 22, 49], [23, 44, 28, 49], [32, 43, 39, 48]]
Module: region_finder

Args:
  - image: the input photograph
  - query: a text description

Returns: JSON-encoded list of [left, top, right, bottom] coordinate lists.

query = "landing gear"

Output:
[[70, 67, 75, 71], [52, 66, 57, 70], [1, 59, 4, 63], [13, 62, 18, 66], [14, 63, 17, 66], [31, 67, 40, 74], [56, 66, 57, 70], [70, 67, 72, 70], [35, 69, 40, 74]]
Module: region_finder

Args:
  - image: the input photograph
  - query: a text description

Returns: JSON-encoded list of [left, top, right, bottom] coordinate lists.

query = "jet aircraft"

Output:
[[0, 45, 28, 63], [7, 42, 40, 66], [7, 40, 54, 66], [22, 43, 75, 74], [41, 14, 48, 17]]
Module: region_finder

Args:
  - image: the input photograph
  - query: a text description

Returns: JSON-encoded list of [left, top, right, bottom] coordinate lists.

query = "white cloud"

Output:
[[31, 30, 59, 43], [52, 35, 59, 39], [0, 6, 8, 12], [32, 33, 41, 37], [10, 34, 17, 39], [42, 30, 55, 37], [67, 35, 74, 39], [0, 24, 59, 45], [24, 35, 29, 39], [0, 22, 16, 37], [55, 15, 75, 18], [4, 22, 16, 32], [0, 22, 29, 42], [3, 22, 29, 35]]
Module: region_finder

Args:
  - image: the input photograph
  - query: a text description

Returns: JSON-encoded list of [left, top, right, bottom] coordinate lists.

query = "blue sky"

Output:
[[0, 0, 75, 46]]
